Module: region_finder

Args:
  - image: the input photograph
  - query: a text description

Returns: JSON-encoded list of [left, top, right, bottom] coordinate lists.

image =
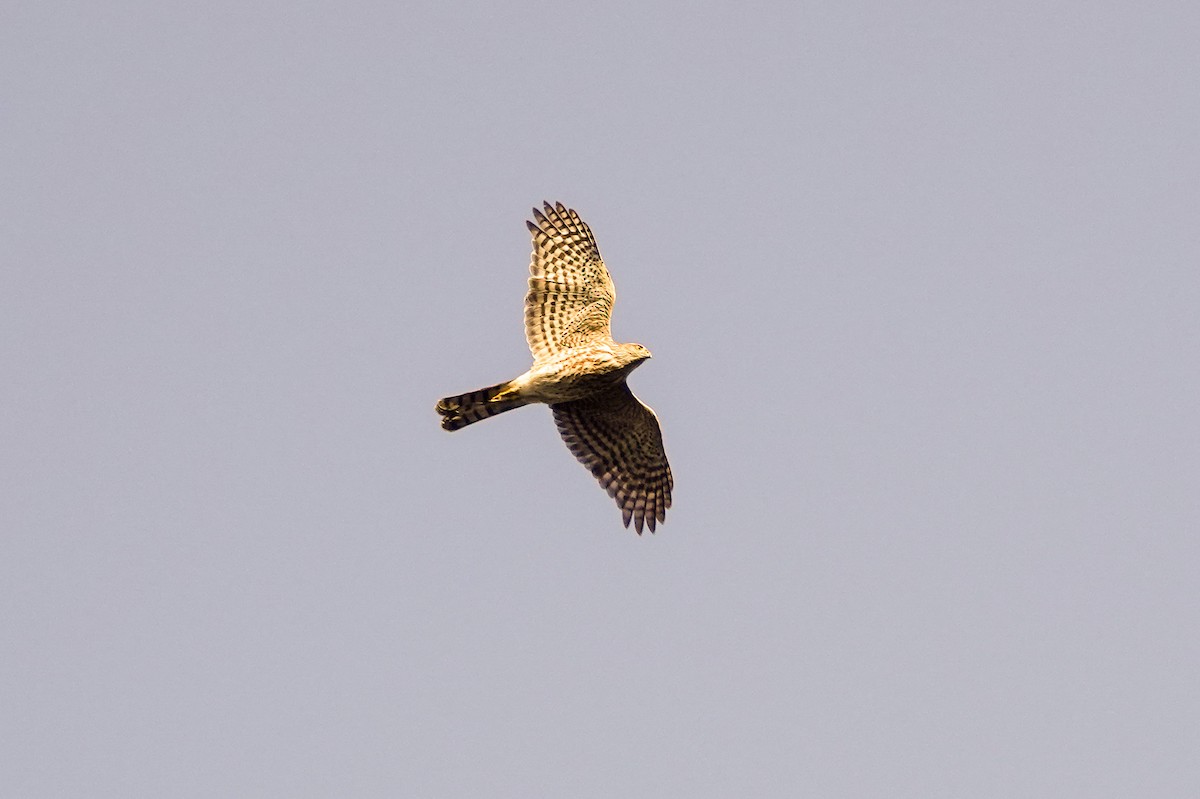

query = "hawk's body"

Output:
[[436, 202, 673, 534]]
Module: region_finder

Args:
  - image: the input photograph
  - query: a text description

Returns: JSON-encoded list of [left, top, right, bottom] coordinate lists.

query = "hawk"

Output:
[[436, 202, 673, 534]]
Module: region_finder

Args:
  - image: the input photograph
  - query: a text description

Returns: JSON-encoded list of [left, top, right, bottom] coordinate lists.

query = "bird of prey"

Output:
[[436, 202, 673, 534]]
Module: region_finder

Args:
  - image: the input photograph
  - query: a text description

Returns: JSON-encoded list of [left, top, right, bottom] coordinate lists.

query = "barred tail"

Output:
[[436, 381, 529, 431]]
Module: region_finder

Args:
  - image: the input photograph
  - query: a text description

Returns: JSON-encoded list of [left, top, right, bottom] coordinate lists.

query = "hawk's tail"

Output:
[[436, 381, 529, 431]]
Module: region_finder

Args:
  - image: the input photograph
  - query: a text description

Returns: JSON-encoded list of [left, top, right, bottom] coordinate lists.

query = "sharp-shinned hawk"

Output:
[[436, 202, 673, 534]]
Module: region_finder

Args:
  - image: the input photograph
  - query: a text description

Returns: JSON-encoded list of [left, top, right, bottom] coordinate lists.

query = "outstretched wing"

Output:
[[525, 202, 616, 362], [551, 383, 673, 534]]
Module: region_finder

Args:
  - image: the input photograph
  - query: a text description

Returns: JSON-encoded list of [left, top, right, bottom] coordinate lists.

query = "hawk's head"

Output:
[[618, 342, 653, 367]]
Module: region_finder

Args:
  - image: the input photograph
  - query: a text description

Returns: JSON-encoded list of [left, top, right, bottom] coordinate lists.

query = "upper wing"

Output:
[[551, 383, 673, 534], [525, 202, 616, 362]]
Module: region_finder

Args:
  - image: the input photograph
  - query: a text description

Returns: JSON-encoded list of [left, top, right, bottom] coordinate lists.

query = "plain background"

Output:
[[3, 2, 1199, 796]]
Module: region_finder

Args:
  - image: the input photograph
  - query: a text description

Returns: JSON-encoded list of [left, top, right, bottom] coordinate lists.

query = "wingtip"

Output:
[[539, 201, 574, 221]]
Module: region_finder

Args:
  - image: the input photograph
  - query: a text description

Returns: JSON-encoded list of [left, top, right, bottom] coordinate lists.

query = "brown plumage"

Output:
[[436, 202, 673, 534]]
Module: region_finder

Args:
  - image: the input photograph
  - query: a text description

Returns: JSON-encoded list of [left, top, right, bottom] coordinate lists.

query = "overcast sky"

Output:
[[3, 2, 1199, 797]]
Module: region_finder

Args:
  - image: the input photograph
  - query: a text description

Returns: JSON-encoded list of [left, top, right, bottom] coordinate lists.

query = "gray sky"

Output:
[[3, 2, 1199, 796]]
